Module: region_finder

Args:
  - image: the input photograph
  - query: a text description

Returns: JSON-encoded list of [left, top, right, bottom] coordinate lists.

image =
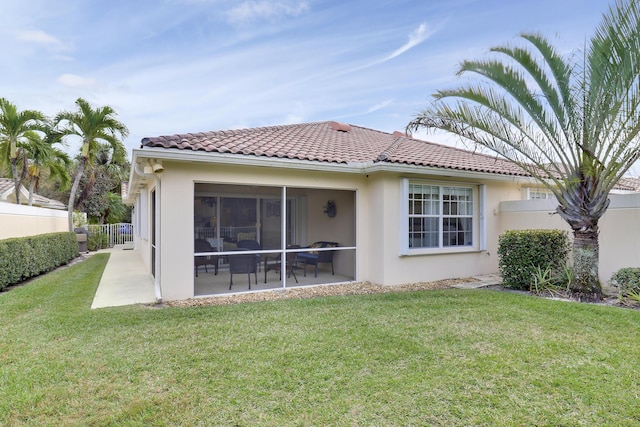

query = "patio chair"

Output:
[[194, 238, 218, 277], [264, 245, 302, 283], [236, 239, 262, 271], [228, 250, 258, 290], [296, 241, 338, 277]]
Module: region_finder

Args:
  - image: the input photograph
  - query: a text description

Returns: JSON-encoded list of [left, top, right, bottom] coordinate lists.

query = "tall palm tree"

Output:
[[407, 0, 640, 298], [55, 98, 128, 231], [22, 129, 71, 206], [0, 98, 47, 205]]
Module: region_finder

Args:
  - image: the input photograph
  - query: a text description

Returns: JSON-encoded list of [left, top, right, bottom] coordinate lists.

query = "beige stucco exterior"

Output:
[[128, 148, 536, 301], [0, 203, 68, 240], [499, 194, 640, 283]]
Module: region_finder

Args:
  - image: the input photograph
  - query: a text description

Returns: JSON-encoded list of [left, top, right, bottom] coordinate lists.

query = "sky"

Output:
[[0, 0, 614, 158]]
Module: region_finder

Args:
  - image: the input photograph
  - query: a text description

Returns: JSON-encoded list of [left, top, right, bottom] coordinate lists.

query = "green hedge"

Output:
[[498, 229, 570, 290], [0, 232, 79, 291]]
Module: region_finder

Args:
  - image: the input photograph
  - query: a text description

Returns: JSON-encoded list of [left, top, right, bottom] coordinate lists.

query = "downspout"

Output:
[[134, 160, 163, 303]]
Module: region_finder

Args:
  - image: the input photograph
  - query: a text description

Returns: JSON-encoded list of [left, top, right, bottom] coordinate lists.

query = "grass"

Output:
[[1, 254, 640, 426]]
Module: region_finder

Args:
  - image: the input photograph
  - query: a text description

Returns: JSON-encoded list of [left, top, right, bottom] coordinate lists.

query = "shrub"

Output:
[[610, 268, 640, 299], [0, 232, 78, 291], [88, 232, 110, 251], [498, 229, 570, 290]]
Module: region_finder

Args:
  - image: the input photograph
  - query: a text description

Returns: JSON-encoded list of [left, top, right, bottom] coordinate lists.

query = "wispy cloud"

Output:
[[15, 28, 73, 52], [57, 74, 100, 89], [340, 22, 438, 76], [227, 1, 310, 24], [366, 99, 394, 114], [382, 23, 435, 62]]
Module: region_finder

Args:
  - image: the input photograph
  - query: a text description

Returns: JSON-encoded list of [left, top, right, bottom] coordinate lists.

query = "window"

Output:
[[407, 182, 474, 249], [527, 188, 554, 200]]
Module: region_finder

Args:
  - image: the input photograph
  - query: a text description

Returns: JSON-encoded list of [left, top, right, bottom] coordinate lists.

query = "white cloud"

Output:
[[341, 22, 439, 75], [366, 99, 394, 114], [383, 23, 435, 62], [15, 28, 73, 52], [227, 1, 310, 24], [57, 74, 100, 89]]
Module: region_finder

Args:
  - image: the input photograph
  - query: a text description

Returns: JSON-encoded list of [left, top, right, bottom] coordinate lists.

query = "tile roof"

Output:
[[616, 177, 640, 191], [0, 178, 66, 209], [0, 178, 13, 195], [140, 121, 530, 177]]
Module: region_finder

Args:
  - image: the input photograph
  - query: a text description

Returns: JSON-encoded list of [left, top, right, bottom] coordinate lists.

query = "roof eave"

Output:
[[363, 162, 537, 183], [125, 148, 538, 201], [132, 147, 369, 173]]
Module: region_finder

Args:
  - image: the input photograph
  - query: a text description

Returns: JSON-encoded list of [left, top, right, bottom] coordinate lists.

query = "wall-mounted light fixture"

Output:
[[324, 200, 337, 218]]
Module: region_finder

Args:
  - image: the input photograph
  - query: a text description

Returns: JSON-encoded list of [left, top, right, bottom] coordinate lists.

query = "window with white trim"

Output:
[[408, 183, 474, 249], [527, 188, 554, 200]]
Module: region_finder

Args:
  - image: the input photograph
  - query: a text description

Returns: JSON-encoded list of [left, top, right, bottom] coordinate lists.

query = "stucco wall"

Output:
[[499, 194, 640, 283], [156, 160, 369, 301], [134, 156, 562, 301], [367, 174, 524, 286], [0, 203, 68, 240]]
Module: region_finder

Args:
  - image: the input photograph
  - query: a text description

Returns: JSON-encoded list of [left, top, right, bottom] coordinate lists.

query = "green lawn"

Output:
[[1, 254, 639, 426]]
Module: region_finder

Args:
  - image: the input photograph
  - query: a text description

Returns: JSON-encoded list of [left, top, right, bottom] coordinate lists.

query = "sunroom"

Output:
[[193, 182, 356, 296]]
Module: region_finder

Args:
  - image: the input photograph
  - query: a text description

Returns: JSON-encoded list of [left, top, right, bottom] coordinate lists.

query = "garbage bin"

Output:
[[76, 233, 88, 253], [75, 228, 89, 253]]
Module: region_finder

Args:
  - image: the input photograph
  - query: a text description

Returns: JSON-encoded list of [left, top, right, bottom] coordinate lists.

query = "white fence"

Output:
[[0, 203, 68, 240], [88, 223, 134, 247], [499, 193, 640, 282]]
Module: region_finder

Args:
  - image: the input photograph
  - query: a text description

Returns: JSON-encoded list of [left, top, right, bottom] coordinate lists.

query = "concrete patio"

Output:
[[90, 244, 501, 309]]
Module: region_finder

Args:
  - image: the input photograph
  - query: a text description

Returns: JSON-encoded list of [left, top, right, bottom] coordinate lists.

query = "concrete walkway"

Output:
[[90, 247, 501, 308], [451, 273, 502, 289], [91, 244, 157, 309]]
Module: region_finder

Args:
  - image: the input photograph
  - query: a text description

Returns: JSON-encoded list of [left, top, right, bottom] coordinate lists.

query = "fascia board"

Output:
[[132, 147, 367, 174], [130, 147, 538, 185], [362, 162, 538, 183]]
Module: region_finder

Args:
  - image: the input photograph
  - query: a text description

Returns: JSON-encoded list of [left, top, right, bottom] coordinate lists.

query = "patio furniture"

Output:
[[195, 239, 218, 277], [297, 241, 338, 277], [264, 245, 302, 283], [237, 239, 262, 271], [228, 250, 258, 290]]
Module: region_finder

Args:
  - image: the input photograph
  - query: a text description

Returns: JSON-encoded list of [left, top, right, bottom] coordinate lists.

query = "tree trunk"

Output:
[[68, 160, 86, 231], [28, 179, 35, 206], [571, 228, 603, 300], [11, 160, 21, 205]]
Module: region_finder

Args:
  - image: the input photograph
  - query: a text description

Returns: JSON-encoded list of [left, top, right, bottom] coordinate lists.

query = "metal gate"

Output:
[[88, 223, 134, 248]]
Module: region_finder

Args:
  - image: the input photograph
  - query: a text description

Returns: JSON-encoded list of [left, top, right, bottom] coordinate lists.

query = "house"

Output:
[[0, 178, 66, 210], [125, 121, 560, 302]]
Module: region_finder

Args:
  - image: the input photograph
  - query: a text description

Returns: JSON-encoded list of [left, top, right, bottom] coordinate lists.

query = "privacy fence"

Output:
[[0, 203, 67, 240], [499, 193, 640, 283]]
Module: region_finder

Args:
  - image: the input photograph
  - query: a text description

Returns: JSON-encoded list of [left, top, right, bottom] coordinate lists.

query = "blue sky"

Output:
[[0, 0, 612, 156]]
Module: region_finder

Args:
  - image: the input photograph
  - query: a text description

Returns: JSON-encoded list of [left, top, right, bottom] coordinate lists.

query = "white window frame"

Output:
[[400, 179, 482, 255], [527, 188, 554, 200]]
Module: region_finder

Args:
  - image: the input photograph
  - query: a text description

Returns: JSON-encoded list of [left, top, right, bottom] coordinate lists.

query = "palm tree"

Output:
[[54, 98, 128, 231], [407, 0, 640, 298], [22, 129, 71, 206], [0, 98, 47, 205]]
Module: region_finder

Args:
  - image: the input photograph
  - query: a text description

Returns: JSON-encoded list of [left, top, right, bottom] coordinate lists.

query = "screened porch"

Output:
[[193, 183, 356, 296]]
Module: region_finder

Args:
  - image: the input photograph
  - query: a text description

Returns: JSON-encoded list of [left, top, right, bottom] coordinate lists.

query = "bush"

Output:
[[0, 232, 79, 291], [498, 229, 570, 290], [610, 268, 640, 298], [88, 232, 110, 251]]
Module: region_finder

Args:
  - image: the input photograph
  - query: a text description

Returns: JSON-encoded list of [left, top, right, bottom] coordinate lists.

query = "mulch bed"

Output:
[[166, 278, 475, 308]]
